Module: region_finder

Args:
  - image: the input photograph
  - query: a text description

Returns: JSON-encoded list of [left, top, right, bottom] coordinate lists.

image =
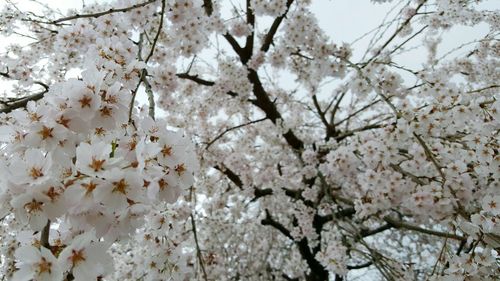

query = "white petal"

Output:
[[12, 267, 35, 281], [73, 261, 97, 281], [29, 212, 48, 231], [14, 245, 41, 263]]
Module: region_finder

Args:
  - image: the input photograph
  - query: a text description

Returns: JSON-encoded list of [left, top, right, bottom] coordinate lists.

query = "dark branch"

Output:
[[0, 70, 49, 113], [334, 123, 385, 142], [261, 0, 294, 53], [176, 73, 238, 97], [40, 220, 50, 249], [359, 224, 392, 237], [248, 69, 304, 150], [253, 188, 274, 201], [176, 73, 215, 86], [384, 216, 465, 241], [316, 208, 356, 226], [297, 237, 329, 281], [0, 91, 46, 114], [213, 165, 244, 189], [329, 91, 346, 129], [261, 209, 292, 240], [347, 261, 372, 270], [282, 273, 299, 281], [223, 33, 243, 56], [312, 94, 335, 140], [202, 0, 213, 16], [52, 0, 157, 24], [241, 0, 255, 64]]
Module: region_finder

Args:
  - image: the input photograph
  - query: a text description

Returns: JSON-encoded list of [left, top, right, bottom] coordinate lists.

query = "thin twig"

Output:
[[413, 133, 469, 218], [190, 214, 209, 281], [467, 84, 499, 94], [128, 33, 145, 123], [330, 91, 346, 125], [387, 25, 428, 57], [51, 0, 157, 24], [176, 73, 215, 86], [345, 59, 399, 117], [205, 117, 267, 149], [428, 238, 447, 279], [364, 0, 427, 66], [144, 0, 165, 63], [384, 216, 465, 241], [413, 133, 445, 182], [312, 95, 334, 139], [334, 98, 383, 127]]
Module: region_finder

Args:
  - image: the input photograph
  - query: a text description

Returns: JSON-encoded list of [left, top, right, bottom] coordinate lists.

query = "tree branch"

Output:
[[334, 98, 382, 127], [0, 91, 46, 114], [359, 224, 392, 238], [261, 0, 294, 53], [312, 94, 335, 140], [329, 91, 346, 127], [248, 69, 304, 151], [223, 33, 243, 56], [142, 71, 155, 119], [365, 0, 427, 65], [384, 216, 465, 241], [202, 0, 213, 16], [51, 0, 157, 24], [176, 73, 215, 86], [144, 0, 165, 64], [347, 261, 373, 270], [176, 73, 238, 97], [40, 220, 50, 249], [205, 117, 267, 149], [0, 71, 50, 113], [334, 123, 385, 142], [213, 165, 243, 189], [261, 209, 292, 240], [191, 214, 209, 281], [241, 0, 255, 64]]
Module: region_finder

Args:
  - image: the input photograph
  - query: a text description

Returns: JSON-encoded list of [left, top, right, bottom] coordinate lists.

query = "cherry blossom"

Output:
[[13, 246, 62, 281], [58, 231, 112, 281]]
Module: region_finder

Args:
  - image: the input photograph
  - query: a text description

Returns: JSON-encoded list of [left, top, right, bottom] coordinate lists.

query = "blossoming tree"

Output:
[[0, 0, 498, 280]]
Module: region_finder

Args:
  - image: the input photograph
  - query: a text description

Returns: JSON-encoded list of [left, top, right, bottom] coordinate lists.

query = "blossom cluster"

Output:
[[0, 59, 197, 279], [0, 6, 198, 278]]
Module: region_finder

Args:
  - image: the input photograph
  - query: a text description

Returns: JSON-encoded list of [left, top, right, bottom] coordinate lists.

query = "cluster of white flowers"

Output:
[[108, 203, 194, 281], [250, 0, 288, 17], [0, 58, 198, 279], [0, 2, 199, 278]]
